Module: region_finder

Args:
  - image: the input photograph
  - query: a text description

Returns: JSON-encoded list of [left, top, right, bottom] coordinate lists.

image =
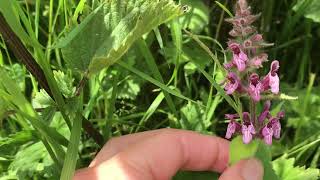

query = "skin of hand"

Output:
[[73, 129, 263, 180]]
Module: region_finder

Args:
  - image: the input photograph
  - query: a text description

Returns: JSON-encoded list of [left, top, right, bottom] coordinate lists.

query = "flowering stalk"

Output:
[[223, 0, 284, 145]]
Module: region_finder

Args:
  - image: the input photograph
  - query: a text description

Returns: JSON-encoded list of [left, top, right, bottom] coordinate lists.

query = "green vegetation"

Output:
[[0, 0, 319, 179]]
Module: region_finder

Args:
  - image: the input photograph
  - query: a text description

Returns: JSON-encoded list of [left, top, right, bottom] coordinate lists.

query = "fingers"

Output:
[[90, 129, 164, 167], [219, 158, 263, 180], [74, 129, 230, 180]]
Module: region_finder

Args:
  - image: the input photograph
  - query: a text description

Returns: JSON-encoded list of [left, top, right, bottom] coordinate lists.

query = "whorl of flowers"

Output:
[[224, 0, 284, 145]]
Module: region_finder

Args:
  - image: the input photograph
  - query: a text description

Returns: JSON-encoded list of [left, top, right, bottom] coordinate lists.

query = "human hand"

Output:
[[73, 129, 263, 180]]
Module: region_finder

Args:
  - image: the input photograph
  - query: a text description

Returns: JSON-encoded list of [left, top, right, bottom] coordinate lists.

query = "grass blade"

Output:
[[117, 61, 200, 106], [60, 112, 82, 180], [137, 39, 177, 117]]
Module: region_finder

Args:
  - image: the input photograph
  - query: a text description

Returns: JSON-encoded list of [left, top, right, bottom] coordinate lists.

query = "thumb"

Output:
[[219, 158, 264, 180]]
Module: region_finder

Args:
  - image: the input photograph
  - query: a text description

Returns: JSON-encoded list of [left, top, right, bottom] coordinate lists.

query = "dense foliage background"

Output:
[[0, 0, 319, 179]]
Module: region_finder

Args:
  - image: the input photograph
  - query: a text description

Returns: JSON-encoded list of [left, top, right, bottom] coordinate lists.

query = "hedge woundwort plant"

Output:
[[223, 0, 284, 145]]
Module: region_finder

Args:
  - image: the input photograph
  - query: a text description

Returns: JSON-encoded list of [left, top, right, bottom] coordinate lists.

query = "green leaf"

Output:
[[229, 136, 279, 180], [229, 136, 259, 165], [180, 102, 209, 132], [8, 142, 58, 179], [137, 38, 177, 119], [117, 79, 141, 100], [136, 92, 165, 132], [0, 0, 42, 48], [117, 60, 199, 105], [53, 70, 76, 98], [0, 130, 35, 150], [293, 0, 320, 23], [60, 112, 82, 180], [215, 1, 233, 17], [32, 89, 55, 109], [60, 0, 184, 74], [179, 0, 209, 33], [273, 157, 320, 180]]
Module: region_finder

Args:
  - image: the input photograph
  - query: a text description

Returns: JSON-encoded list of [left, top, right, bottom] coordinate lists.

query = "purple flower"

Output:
[[228, 43, 248, 71], [258, 101, 271, 123], [225, 114, 241, 139], [224, 62, 235, 70], [262, 126, 273, 145], [224, 72, 242, 94], [271, 111, 285, 139], [242, 123, 256, 144], [241, 112, 256, 144], [261, 111, 284, 144], [223, 0, 285, 145], [251, 34, 263, 42], [262, 61, 280, 94], [261, 119, 279, 145], [271, 118, 281, 139], [250, 53, 268, 68], [235, 0, 250, 17], [248, 73, 262, 102]]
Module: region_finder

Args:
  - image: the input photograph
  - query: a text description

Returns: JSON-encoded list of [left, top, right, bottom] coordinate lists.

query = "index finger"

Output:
[[74, 129, 229, 180]]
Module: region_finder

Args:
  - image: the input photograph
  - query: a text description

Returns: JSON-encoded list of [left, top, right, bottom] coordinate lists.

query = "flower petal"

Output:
[[234, 52, 248, 71], [242, 124, 255, 144], [262, 126, 273, 145], [225, 122, 236, 139], [271, 121, 281, 139]]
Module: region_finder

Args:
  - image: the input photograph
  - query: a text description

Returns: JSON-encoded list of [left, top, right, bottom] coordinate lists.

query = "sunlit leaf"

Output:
[[293, 0, 320, 23], [230, 136, 279, 180], [273, 157, 319, 180], [60, 0, 184, 75]]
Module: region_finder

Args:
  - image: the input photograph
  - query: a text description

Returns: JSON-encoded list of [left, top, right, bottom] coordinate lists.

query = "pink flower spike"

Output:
[[224, 72, 241, 94], [234, 51, 248, 72], [242, 112, 251, 123], [272, 121, 281, 139], [262, 60, 280, 94], [250, 53, 268, 68], [277, 111, 285, 119], [228, 43, 248, 71], [262, 126, 273, 145], [248, 73, 262, 102], [269, 61, 280, 94], [251, 34, 263, 42], [224, 62, 235, 70], [270, 118, 281, 139], [225, 114, 239, 120], [225, 121, 236, 139], [258, 101, 271, 123], [225, 114, 241, 139], [242, 123, 256, 144]]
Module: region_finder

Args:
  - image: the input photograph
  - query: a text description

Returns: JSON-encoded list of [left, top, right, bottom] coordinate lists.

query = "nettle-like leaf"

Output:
[[60, 0, 184, 75], [273, 157, 319, 180], [0, 131, 35, 151], [180, 102, 209, 132], [293, 0, 320, 23], [53, 70, 76, 98], [8, 142, 56, 179], [230, 136, 279, 180]]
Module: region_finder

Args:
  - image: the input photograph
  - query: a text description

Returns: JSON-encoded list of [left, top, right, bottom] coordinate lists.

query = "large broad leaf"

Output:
[[293, 0, 320, 23], [60, 0, 184, 75], [230, 136, 279, 180], [273, 157, 319, 180], [178, 0, 209, 33]]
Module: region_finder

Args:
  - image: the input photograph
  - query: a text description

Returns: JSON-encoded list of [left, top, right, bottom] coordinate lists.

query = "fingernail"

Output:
[[241, 158, 264, 180]]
